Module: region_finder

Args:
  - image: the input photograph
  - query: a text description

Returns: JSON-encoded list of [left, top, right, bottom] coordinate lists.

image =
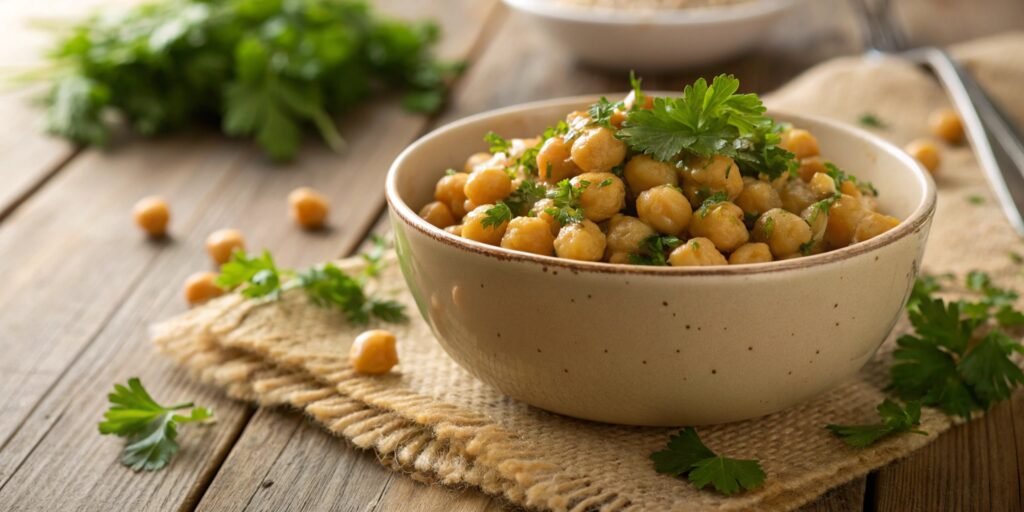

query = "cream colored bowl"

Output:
[[385, 96, 936, 426]]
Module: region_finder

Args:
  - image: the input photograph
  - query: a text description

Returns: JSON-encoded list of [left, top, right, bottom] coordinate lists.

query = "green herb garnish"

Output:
[[544, 179, 587, 226], [825, 162, 877, 197], [966, 195, 985, 205], [297, 263, 406, 324], [858, 113, 887, 128], [504, 180, 548, 216], [481, 202, 513, 229], [826, 399, 925, 447], [652, 427, 766, 496], [696, 191, 729, 218], [629, 235, 682, 266], [588, 97, 620, 128]]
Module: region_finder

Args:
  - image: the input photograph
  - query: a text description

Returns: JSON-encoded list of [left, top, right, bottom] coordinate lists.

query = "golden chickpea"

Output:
[[435, 172, 470, 218], [463, 152, 492, 173], [778, 177, 818, 215], [853, 212, 900, 243], [288, 187, 330, 229], [780, 128, 820, 159], [681, 155, 743, 205], [636, 185, 692, 236], [501, 217, 555, 256], [808, 172, 837, 198], [605, 214, 656, 257], [839, 179, 862, 198], [689, 201, 750, 253], [349, 329, 399, 375], [735, 177, 782, 219], [797, 156, 827, 182], [183, 271, 224, 306], [133, 196, 170, 238], [905, 139, 940, 174], [606, 251, 631, 264], [531, 198, 561, 236], [536, 136, 580, 183], [461, 204, 508, 245], [571, 127, 627, 173], [554, 220, 606, 261], [928, 108, 964, 144], [419, 201, 456, 228], [572, 172, 625, 222], [444, 225, 462, 236], [668, 238, 727, 267], [464, 167, 512, 206], [728, 242, 773, 265], [752, 208, 813, 258], [824, 194, 867, 249], [206, 228, 246, 265], [624, 155, 678, 194]]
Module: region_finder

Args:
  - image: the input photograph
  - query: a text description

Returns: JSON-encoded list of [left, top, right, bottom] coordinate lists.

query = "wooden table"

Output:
[[1, 1, 1022, 510]]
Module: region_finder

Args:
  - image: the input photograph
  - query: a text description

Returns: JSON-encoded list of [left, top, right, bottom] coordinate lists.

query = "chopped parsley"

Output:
[[481, 202, 513, 229], [503, 180, 548, 216], [762, 216, 776, 239], [825, 162, 877, 197], [652, 427, 765, 496], [629, 235, 682, 266], [598, 178, 614, 188], [696, 191, 729, 218], [544, 179, 587, 225], [858, 113, 887, 129], [826, 399, 925, 447], [484, 131, 512, 154], [966, 195, 985, 205], [628, 70, 645, 109], [587, 97, 620, 128], [297, 263, 406, 324]]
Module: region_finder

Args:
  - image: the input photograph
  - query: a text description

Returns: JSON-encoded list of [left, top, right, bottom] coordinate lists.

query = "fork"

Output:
[[850, 0, 1024, 236]]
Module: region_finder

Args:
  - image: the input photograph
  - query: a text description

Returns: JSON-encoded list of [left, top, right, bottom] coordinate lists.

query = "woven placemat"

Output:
[[152, 33, 1024, 511]]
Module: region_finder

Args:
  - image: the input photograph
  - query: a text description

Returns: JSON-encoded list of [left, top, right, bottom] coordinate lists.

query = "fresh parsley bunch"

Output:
[[99, 378, 213, 471], [41, 0, 459, 161]]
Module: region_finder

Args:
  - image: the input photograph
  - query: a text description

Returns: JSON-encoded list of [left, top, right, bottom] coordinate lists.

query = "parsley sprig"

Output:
[[825, 162, 877, 197], [652, 428, 766, 496], [544, 179, 587, 226], [629, 235, 682, 266], [99, 378, 213, 471], [826, 399, 926, 447]]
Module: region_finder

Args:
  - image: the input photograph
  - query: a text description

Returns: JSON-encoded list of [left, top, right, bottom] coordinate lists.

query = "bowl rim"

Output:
[[385, 94, 937, 277], [501, 0, 801, 26]]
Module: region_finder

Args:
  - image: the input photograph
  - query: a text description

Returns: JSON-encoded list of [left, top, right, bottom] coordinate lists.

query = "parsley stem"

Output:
[[168, 402, 195, 410]]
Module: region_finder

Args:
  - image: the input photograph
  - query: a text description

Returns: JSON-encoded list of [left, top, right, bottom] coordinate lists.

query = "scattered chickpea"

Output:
[[536, 136, 580, 183], [183, 271, 224, 306], [797, 156, 827, 182], [288, 187, 330, 229], [605, 214, 656, 259], [905, 139, 940, 174], [752, 208, 813, 258], [553, 220, 606, 261], [461, 204, 508, 245], [824, 194, 867, 249], [680, 155, 743, 205], [463, 152, 492, 173], [435, 172, 470, 218], [808, 172, 838, 199], [778, 177, 819, 215], [572, 172, 625, 222], [780, 128, 820, 159], [571, 126, 627, 173], [349, 329, 399, 375], [928, 108, 964, 144], [419, 201, 456, 229], [636, 185, 692, 236], [852, 212, 900, 243], [735, 177, 782, 219], [133, 196, 170, 238], [668, 238, 727, 267], [728, 242, 773, 265], [464, 167, 512, 206], [624, 155, 678, 194], [689, 201, 749, 253], [206, 228, 246, 265], [501, 217, 555, 256]]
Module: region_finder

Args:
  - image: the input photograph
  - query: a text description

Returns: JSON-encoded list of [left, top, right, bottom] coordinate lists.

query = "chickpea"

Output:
[[735, 177, 782, 219], [808, 172, 837, 198], [444, 225, 462, 236], [797, 156, 827, 182], [554, 220, 606, 261], [689, 201, 749, 253], [606, 251, 631, 264], [464, 167, 512, 206], [133, 196, 170, 237], [531, 198, 561, 236], [801, 202, 829, 242], [501, 217, 555, 256], [536, 136, 580, 183], [728, 243, 773, 265], [668, 238, 727, 267], [435, 172, 470, 218], [183, 271, 224, 306], [623, 89, 653, 111], [463, 152, 492, 173], [571, 127, 627, 173], [624, 155, 678, 194], [419, 201, 456, 228], [288, 187, 330, 229], [780, 128, 820, 159], [206, 228, 246, 265], [824, 194, 867, 249], [853, 212, 900, 243], [839, 179, 862, 198], [681, 155, 743, 205], [349, 329, 399, 375], [928, 108, 964, 144], [605, 214, 656, 258], [572, 172, 625, 222], [636, 185, 692, 236], [461, 204, 508, 245], [752, 208, 813, 258], [778, 177, 818, 214], [905, 139, 940, 174]]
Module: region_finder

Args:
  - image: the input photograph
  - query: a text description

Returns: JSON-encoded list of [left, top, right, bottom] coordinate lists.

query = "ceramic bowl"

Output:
[[501, 0, 803, 71], [385, 96, 936, 426]]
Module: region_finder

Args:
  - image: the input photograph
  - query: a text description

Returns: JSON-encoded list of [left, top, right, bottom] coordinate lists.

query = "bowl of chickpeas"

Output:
[[385, 86, 935, 426]]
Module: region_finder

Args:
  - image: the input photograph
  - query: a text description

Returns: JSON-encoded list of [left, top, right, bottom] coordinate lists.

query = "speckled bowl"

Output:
[[385, 96, 936, 427]]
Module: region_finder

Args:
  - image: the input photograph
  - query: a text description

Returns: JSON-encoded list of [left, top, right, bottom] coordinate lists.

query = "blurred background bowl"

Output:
[[502, 0, 803, 71]]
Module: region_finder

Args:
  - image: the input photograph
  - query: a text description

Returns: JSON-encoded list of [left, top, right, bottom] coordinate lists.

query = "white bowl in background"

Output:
[[502, 0, 803, 71]]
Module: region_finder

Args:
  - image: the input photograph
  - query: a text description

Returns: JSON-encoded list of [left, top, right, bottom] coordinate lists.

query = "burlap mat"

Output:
[[152, 33, 1024, 511]]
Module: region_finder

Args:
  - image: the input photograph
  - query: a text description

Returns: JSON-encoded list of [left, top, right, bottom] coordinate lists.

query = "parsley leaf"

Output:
[[629, 235, 682, 266], [628, 70, 645, 109], [544, 179, 587, 226], [215, 250, 283, 299], [481, 202, 513, 229], [696, 191, 729, 218], [361, 235, 389, 279], [484, 131, 512, 154], [587, 97, 620, 128], [825, 162, 877, 197], [652, 427, 765, 496], [504, 180, 548, 216], [826, 399, 925, 447], [858, 113, 887, 128], [99, 378, 213, 471], [297, 263, 407, 325]]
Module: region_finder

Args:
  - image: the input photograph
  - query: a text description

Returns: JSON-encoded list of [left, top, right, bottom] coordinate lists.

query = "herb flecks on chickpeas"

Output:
[[419, 74, 900, 266]]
